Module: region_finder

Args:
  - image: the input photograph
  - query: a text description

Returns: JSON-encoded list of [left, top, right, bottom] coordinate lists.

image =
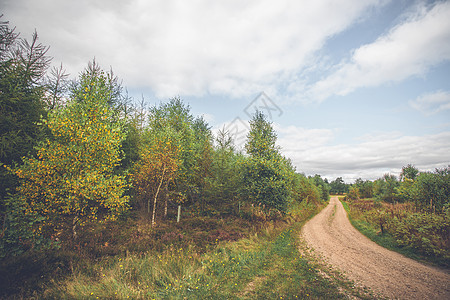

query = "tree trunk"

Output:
[[164, 186, 168, 218], [72, 215, 79, 240], [152, 165, 166, 227]]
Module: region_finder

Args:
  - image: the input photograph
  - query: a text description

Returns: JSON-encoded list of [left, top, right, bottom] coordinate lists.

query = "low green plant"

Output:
[[35, 201, 373, 299], [343, 200, 450, 267], [391, 212, 449, 258]]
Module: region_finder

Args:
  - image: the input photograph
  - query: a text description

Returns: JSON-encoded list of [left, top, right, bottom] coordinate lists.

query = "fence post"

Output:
[[177, 205, 181, 223]]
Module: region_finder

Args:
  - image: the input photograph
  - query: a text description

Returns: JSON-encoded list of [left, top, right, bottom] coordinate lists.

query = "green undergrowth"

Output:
[[0, 200, 376, 299], [13, 201, 369, 299], [342, 201, 449, 268]]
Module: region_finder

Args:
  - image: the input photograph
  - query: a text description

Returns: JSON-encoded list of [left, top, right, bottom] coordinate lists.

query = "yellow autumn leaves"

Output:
[[13, 68, 130, 238]]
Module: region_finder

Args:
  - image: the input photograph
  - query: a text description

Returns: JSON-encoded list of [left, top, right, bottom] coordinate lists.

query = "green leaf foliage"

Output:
[[411, 167, 450, 212], [391, 212, 449, 258], [242, 157, 291, 212], [10, 62, 130, 242], [0, 25, 50, 207], [242, 111, 295, 213]]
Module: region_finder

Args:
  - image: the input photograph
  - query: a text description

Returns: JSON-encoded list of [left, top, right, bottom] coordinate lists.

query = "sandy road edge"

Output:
[[297, 201, 380, 299], [300, 197, 450, 300]]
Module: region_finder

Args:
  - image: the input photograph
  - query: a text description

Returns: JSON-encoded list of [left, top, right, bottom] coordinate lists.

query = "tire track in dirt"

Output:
[[301, 196, 450, 299]]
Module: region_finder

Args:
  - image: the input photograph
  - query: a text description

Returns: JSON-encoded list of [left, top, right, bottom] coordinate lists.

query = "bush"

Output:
[[345, 186, 360, 201], [391, 212, 450, 258], [366, 209, 390, 234]]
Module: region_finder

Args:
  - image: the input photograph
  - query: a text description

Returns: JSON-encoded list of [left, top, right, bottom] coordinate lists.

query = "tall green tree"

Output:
[[137, 97, 215, 220], [0, 21, 51, 242], [329, 177, 347, 195], [146, 98, 195, 202], [191, 116, 214, 208], [70, 60, 124, 111], [354, 178, 374, 198], [10, 62, 130, 241], [208, 128, 242, 212], [245, 110, 278, 159], [0, 26, 50, 168], [291, 173, 321, 204], [376, 174, 399, 203], [400, 164, 419, 181], [242, 111, 292, 213], [309, 174, 330, 202], [132, 127, 181, 226], [412, 167, 449, 212]]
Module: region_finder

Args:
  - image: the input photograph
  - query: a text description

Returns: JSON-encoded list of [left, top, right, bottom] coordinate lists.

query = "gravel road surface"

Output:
[[301, 196, 450, 299]]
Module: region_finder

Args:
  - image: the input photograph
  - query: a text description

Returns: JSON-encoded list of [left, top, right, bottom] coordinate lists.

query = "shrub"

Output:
[[345, 186, 360, 201], [391, 212, 450, 258]]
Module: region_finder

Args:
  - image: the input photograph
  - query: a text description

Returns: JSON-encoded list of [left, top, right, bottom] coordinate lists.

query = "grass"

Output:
[[342, 201, 407, 251], [43, 201, 371, 299], [1, 200, 375, 299], [0, 210, 258, 299]]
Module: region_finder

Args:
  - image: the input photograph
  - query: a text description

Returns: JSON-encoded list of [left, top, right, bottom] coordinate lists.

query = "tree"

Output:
[[208, 128, 242, 212], [10, 62, 130, 240], [147, 98, 195, 201], [354, 178, 373, 198], [242, 111, 291, 213], [143, 98, 216, 215], [412, 167, 449, 212], [70, 60, 126, 115], [309, 174, 330, 202], [134, 97, 212, 222], [290, 173, 321, 204], [245, 110, 278, 159], [400, 164, 419, 181], [346, 186, 360, 201], [0, 26, 50, 169], [191, 116, 214, 209], [329, 177, 347, 195], [242, 157, 291, 212], [132, 127, 180, 226], [1, 22, 51, 243], [378, 174, 399, 203]]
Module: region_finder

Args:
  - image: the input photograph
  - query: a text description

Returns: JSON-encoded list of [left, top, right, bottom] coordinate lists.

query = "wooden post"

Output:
[[177, 205, 181, 223]]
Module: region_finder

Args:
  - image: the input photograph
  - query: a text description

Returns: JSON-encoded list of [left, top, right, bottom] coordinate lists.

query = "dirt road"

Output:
[[301, 196, 450, 299]]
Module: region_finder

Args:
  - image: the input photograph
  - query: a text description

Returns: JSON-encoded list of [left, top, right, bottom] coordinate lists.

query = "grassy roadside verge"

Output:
[[36, 201, 370, 299]]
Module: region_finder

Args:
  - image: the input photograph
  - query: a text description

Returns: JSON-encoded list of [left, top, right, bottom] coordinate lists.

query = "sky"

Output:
[[2, 0, 450, 182]]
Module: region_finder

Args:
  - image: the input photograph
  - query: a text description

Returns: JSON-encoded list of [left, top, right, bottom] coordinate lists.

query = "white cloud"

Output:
[[211, 120, 450, 182], [277, 126, 450, 182], [410, 90, 450, 115], [212, 117, 250, 150], [309, 1, 450, 102], [275, 124, 336, 152], [2, 0, 384, 99], [199, 113, 215, 124]]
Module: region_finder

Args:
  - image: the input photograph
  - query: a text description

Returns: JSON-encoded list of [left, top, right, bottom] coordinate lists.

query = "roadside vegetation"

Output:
[[35, 202, 369, 299], [343, 165, 450, 268]]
